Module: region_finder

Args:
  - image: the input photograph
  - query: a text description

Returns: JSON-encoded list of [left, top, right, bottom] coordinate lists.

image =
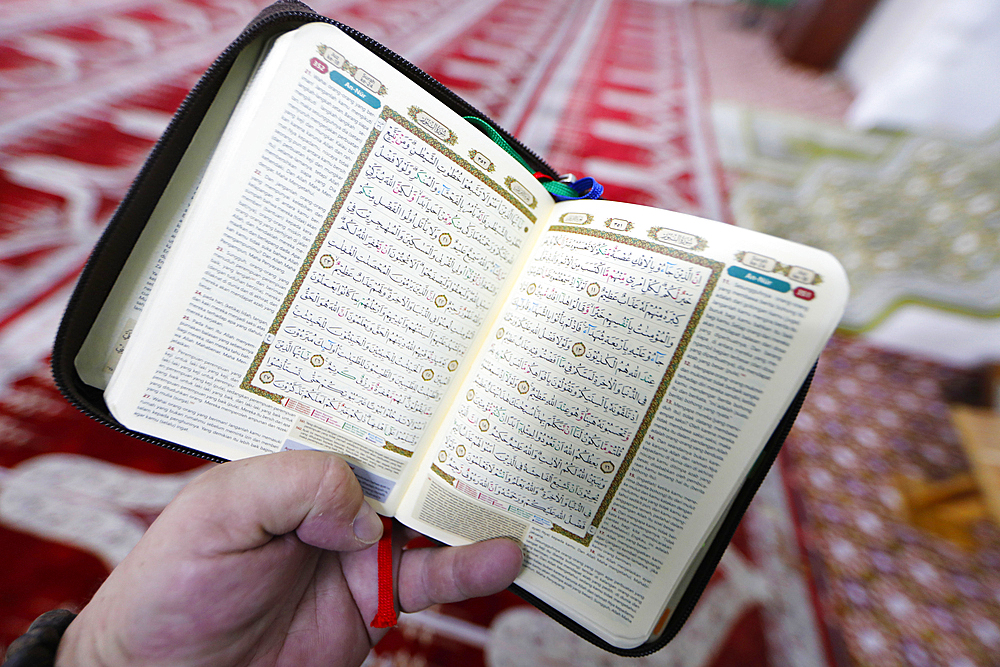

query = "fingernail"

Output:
[[352, 501, 383, 544]]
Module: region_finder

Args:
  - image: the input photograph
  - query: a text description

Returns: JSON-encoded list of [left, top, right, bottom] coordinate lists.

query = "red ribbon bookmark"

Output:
[[369, 515, 397, 628]]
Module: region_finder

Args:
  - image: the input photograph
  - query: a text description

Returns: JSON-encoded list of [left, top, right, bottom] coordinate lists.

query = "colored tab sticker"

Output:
[[329, 70, 381, 109], [794, 286, 816, 300], [727, 266, 790, 292]]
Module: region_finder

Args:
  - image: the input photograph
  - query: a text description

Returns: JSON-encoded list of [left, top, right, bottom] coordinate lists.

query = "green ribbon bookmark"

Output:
[[464, 116, 594, 200]]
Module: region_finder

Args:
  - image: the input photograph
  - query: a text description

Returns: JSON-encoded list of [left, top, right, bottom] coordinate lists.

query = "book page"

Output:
[[104, 22, 551, 512], [74, 37, 272, 389], [396, 199, 847, 647]]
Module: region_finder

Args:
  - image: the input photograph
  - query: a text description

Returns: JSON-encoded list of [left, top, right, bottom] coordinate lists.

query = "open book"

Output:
[[68, 19, 847, 652]]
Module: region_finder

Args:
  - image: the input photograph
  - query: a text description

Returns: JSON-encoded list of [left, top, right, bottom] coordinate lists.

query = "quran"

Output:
[[58, 14, 848, 654]]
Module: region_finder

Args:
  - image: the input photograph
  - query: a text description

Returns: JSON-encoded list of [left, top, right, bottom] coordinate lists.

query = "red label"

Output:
[[793, 287, 815, 301], [310, 57, 329, 74]]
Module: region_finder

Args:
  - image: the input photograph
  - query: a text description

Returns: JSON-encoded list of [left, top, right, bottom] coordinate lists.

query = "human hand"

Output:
[[55, 450, 523, 667]]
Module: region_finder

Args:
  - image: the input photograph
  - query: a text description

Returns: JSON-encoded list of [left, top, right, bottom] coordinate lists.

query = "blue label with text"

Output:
[[728, 266, 790, 292], [330, 71, 381, 109]]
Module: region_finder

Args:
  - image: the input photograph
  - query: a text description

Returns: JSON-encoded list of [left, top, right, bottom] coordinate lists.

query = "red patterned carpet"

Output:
[[783, 336, 1000, 667], [4, 1, 995, 665]]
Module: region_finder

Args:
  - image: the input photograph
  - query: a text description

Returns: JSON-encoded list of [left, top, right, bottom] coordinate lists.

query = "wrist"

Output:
[[52, 608, 117, 667], [2, 610, 76, 667]]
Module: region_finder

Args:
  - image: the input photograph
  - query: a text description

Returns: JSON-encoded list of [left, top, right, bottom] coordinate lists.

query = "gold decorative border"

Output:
[[735, 251, 823, 285], [504, 176, 537, 209], [385, 442, 414, 457], [469, 149, 495, 172], [558, 211, 593, 226], [316, 44, 388, 95], [431, 463, 456, 485], [242, 105, 537, 403], [648, 226, 708, 252], [604, 217, 633, 232], [408, 105, 457, 145], [394, 108, 536, 221], [545, 224, 725, 546]]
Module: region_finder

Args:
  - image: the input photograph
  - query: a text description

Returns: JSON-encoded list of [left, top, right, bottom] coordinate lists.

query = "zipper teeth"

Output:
[[53, 18, 270, 384], [608, 366, 817, 658], [644, 365, 817, 655], [51, 18, 266, 421], [53, 5, 561, 427], [102, 420, 227, 464]]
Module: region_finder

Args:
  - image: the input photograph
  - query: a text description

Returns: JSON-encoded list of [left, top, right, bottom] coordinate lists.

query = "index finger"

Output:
[[396, 537, 524, 613]]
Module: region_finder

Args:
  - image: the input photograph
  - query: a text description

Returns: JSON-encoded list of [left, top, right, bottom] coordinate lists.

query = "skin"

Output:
[[55, 450, 524, 667]]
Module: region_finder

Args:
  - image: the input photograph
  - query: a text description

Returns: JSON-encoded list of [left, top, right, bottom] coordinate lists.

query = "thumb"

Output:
[[161, 450, 383, 555]]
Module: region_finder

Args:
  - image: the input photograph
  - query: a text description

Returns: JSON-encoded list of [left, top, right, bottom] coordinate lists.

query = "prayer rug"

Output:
[[717, 104, 1000, 365], [782, 334, 1000, 666], [727, 110, 1000, 333]]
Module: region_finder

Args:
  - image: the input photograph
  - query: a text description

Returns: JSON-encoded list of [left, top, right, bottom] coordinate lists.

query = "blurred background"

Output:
[[1, 0, 999, 665]]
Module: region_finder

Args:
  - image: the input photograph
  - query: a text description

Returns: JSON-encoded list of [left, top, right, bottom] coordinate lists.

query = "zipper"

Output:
[[632, 363, 818, 656], [52, 0, 560, 445], [504, 364, 817, 657]]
